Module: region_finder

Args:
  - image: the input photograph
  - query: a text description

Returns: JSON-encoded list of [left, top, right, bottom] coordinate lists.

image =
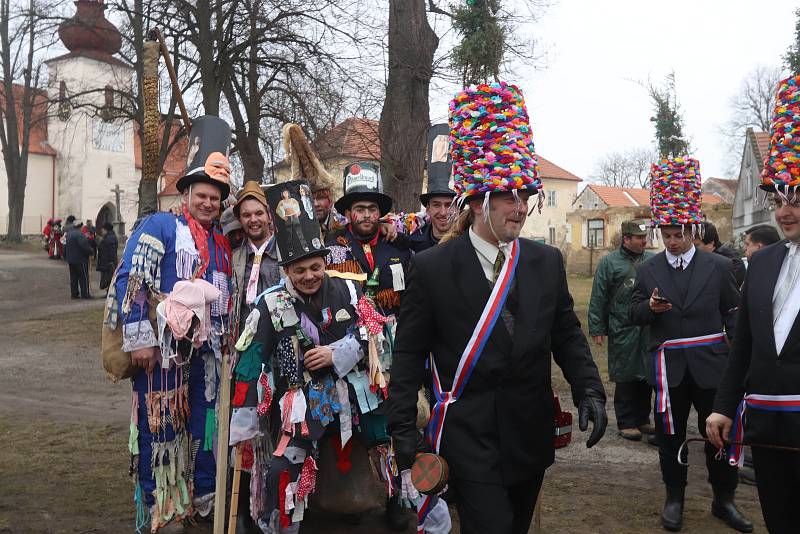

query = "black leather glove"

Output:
[[391, 426, 419, 471], [578, 390, 607, 448]]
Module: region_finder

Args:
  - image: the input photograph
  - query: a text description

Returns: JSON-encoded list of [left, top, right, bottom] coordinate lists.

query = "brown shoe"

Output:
[[619, 428, 642, 441], [639, 423, 656, 435]]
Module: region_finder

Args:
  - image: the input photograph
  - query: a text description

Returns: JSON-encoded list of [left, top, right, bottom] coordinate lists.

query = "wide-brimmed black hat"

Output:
[[267, 180, 328, 266], [334, 162, 393, 216], [176, 115, 232, 199]]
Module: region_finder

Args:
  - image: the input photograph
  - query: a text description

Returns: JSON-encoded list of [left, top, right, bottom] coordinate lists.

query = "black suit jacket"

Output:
[[714, 241, 800, 446], [630, 250, 739, 389], [387, 233, 605, 485]]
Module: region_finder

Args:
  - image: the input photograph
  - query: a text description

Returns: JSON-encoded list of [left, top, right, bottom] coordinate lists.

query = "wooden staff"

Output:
[[213, 347, 233, 534], [149, 28, 191, 132], [228, 444, 244, 534]]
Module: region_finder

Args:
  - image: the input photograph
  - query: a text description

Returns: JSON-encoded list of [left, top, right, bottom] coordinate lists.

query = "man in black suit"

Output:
[[707, 192, 800, 534], [631, 224, 751, 532], [388, 188, 607, 534]]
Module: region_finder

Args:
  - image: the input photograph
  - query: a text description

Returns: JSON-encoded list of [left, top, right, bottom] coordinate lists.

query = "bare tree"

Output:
[[591, 147, 656, 189], [0, 0, 59, 241], [720, 64, 783, 175]]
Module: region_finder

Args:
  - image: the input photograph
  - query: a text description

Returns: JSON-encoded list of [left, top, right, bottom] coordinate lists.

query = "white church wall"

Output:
[[0, 153, 56, 234]]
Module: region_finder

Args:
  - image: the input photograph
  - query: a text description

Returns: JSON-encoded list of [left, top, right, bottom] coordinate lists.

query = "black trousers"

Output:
[[99, 269, 113, 291], [655, 372, 738, 490], [451, 472, 544, 534], [68, 261, 90, 298], [752, 448, 800, 534], [614, 379, 652, 430]]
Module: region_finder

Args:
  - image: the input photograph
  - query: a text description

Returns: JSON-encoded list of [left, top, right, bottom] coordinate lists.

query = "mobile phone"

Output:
[[652, 296, 669, 304]]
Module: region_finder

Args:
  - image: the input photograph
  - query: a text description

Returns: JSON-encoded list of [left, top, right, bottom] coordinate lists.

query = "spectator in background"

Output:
[[65, 220, 92, 299], [743, 224, 781, 261], [694, 222, 746, 287], [83, 219, 97, 257], [96, 222, 118, 293]]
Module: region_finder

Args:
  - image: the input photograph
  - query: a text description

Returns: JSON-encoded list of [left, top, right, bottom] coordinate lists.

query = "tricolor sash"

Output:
[[426, 239, 520, 454], [728, 394, 800, 466], [654, 333, 726, 435]]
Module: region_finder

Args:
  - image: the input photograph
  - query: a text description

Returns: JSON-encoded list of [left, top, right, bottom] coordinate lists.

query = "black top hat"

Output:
[[420, 123, 456, 207], [267, 180, 328, 266], [176, 115, 232, 199], [334, 162, 393, 216]]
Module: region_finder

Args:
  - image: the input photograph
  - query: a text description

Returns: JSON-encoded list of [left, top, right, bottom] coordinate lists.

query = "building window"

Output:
[[548, 227, 556, 244], [588, 219, 604, 248], [547, 190, 556, 207], [107, 165, 112, 179]]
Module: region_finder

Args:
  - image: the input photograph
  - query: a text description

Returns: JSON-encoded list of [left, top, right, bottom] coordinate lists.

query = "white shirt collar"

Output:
[[665, 245, 696, 269], [469, 226, 500, 282]]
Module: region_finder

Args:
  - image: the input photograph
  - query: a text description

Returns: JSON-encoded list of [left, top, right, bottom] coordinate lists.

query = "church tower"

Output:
[[45, 0, 137, 229]]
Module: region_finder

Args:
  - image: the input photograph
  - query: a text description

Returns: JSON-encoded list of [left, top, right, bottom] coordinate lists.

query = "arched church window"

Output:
[[107, 165, 112, 179], [100, 85, 114, 122], [57, 81, 71, 121]]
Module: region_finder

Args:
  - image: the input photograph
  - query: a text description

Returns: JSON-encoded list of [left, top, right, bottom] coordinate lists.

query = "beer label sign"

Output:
[[344, 163, 380, 192]]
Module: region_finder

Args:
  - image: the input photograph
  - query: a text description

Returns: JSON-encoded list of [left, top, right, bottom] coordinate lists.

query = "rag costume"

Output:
[[108, 115, 234, 533], [631, 156, 750, 532], [236, 179, 385, 532], [588, 219, 654, 432], [713, 74, 800, 534], [387, 82, 606, 534]]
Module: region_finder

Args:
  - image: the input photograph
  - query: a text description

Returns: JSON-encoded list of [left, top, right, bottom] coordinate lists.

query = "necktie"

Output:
[[493, 250, 505, 283], [675, 257, 684, 271], [246, 239, 270, 304], [773, 244, 800, 324]]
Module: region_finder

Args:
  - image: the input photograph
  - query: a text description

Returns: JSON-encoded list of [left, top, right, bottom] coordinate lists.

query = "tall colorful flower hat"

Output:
[[649, 156, 703, 227], [761, 74, 800, 196], [448, 82, 543, 207]]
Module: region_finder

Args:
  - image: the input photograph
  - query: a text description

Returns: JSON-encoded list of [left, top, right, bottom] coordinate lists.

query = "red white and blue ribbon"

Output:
[[416, 495, 434, 533], [426, 239, 520, 453], [728, 394, 800, 466], [654, 333, 726, 435]]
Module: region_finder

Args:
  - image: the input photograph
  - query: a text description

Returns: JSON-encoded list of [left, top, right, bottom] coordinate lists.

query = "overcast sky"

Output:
[[429, 0, 798, 185]]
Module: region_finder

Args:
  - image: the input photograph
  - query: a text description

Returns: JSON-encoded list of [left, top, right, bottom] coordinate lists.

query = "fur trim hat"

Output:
[[280, 124, 335, 193]]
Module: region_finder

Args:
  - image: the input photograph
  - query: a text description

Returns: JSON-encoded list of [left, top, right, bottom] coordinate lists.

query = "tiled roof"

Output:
[[585, 184, 650, 207], [749, 129, 770, 170], [705, 177, 738, 194], [0, 82, 56, 156], [538, 155, 582, 182], [273, 117, 380, 169], [702, 193, 723, 205]]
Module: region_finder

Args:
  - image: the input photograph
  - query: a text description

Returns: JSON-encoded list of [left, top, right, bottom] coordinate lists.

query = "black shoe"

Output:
[[738, 467, 757, 486], [647, 433, 659, 447], [712, 488, 753, 533], [661, 485, 684, 531], [385, 495, 410, 531]]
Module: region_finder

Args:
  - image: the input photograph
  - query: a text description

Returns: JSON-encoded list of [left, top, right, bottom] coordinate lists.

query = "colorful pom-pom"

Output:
[[761, 75, 800, 190], [649, 157, 704, 227]]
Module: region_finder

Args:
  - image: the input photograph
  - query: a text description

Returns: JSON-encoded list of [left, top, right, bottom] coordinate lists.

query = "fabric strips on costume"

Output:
[[654, 333, 726, 434], [427, 239, 520, 453], [355, 295, 390, 398], [727, 394, 800, 466]]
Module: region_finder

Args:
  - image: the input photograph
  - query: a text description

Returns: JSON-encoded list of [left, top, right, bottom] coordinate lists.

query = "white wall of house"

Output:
[[732, 134, 778, 237], [0, 153, 56, 234], [521, 178, 579, 247]]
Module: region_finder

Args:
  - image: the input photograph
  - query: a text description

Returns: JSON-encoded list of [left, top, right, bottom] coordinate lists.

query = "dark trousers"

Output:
[[99, 269, 113, 291], [752, 448, 800, 534], [614, 379, 652, 429], [655, 372, 738, 490], [451, 472, 545, 534], [68, 260, 90, 298]]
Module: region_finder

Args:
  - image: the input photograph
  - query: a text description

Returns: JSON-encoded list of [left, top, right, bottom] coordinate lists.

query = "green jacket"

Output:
[[588, 246, 654, 382]]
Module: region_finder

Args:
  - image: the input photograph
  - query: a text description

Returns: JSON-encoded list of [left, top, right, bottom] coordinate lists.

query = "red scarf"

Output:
[[183, 206, 232, 279], [349, 224, 379, 272]]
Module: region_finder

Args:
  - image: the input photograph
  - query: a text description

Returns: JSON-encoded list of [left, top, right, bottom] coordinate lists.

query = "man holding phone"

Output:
[[631, 157, 750, 532]]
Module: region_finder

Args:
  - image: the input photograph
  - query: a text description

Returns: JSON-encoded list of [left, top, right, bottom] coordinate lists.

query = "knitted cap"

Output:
[[448, 82, 542, 204]]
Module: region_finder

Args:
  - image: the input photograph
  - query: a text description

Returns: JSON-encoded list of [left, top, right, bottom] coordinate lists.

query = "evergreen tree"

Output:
[[784, 8, 800, 75], [648, 73, 690, 158], [450, 0, 506, 85]]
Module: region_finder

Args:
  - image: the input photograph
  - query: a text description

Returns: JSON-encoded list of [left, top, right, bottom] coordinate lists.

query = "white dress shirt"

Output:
[[665, 245, 696, 270], [469, 227, 500, 283], [773, 242, 800, 354]]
